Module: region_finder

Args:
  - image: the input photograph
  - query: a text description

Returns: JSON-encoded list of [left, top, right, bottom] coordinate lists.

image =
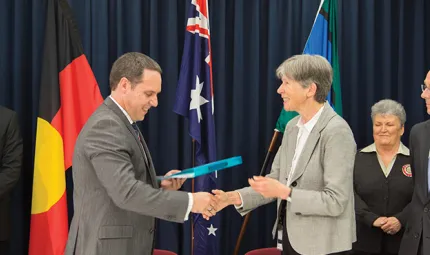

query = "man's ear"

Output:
[[118, 77, 130, 92]]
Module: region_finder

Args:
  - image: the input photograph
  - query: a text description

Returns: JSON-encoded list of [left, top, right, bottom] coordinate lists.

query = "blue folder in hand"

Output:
[[157, 156, 242, 180]]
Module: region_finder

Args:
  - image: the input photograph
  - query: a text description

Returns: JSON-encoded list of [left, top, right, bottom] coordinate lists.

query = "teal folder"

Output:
[[157, 156, 242, 180]]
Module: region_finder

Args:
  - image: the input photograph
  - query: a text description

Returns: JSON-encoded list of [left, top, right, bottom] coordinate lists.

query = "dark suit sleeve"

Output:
[[0, 111, 23, 199], [394, 129, 417, 226], [394, 201, 411, 226], [409, 126, 417, 193], [354, 155, 379, 227]]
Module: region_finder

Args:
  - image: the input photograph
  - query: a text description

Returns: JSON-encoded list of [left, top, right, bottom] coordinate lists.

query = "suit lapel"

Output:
[[290, 130, 321, 182], [104, 97, 158, 187], [290, 103, 336, 183], [285, 125, 299, 183], [424, 121, 430, 202]]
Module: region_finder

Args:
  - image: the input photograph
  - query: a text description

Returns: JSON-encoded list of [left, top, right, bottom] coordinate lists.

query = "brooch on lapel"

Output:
[[402, 164, 412, 177]]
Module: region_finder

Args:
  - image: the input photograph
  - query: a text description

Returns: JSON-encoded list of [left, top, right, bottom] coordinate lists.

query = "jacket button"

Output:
[[149, 228, 154, 234], [291, 181, 297, 187], [425, 208, 429, 213], [414, 233, 419, 239]]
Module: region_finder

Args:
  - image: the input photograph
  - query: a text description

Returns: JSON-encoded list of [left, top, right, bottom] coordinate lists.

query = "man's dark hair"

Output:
[[109, 52, 162, 90]]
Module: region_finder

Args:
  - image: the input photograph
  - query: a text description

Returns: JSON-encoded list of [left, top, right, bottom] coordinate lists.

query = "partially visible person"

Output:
[[352, 99, 413, 255], [65, 52, 217, 255], [0, 106, 23, 255], [399, 71, 430, 255], [213, 54, 357, 255]]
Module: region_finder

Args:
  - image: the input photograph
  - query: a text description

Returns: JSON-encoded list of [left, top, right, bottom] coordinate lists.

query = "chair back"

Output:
[[245, 247, 282, 255], [153, 249, 177, 255]]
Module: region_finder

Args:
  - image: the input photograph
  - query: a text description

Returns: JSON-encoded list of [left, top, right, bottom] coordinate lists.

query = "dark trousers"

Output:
[[418, 236, 423, 255], [282, 221, 349, 255], [349, 251, 396, 255], [0, 241, 9, 255]]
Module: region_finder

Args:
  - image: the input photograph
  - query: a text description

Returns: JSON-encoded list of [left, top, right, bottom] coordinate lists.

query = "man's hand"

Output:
[[248, 176, 290, 199], [372, 216, 388, 228], [160, 170, 186, 191], [191, 192, 218, 220], [212, 189, 242, 212], [381, 217, 401, 235]]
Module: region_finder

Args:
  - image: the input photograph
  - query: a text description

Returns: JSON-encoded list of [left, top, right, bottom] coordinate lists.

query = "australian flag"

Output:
[[173, 0, 218, 254]]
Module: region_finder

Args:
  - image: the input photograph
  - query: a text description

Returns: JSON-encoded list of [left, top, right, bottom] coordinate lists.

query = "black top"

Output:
[[353, 149, 413, 253]]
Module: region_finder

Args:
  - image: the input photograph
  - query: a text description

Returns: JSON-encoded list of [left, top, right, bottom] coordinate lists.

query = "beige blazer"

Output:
[[237, 104, 357, 255]]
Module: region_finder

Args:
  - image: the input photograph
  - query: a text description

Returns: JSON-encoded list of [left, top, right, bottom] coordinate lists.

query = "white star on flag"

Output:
[[189, 75, 209, 122], [207, 224, 218, 236]]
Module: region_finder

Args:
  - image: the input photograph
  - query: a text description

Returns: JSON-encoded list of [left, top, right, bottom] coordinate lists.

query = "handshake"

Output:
[[163, 170, 290, 220], [190, 190, 243, 220], [190, 176, 293, 220]]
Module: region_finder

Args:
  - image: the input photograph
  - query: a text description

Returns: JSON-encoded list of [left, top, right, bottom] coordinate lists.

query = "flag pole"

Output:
[[191, 139, 196, 255], [233, 130, 281, 255]]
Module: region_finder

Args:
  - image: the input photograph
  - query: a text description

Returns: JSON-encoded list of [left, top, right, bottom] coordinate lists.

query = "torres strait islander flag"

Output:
[[275, 0, 342, 133]]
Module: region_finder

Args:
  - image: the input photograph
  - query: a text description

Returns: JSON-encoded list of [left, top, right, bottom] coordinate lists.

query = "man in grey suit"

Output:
[[214, 55, 357, 255], [65, 52, 217, 255]]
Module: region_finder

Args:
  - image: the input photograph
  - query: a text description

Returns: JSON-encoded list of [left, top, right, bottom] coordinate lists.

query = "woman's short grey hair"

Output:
[[276, 54, 333, 103], [371, 99, 406, 126]]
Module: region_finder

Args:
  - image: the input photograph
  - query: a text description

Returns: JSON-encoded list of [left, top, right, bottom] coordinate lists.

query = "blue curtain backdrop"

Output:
[[1, 0, 429, 254]]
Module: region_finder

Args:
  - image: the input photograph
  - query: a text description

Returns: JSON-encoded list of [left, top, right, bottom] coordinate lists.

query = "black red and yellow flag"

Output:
[[29, 0, 103, 254]]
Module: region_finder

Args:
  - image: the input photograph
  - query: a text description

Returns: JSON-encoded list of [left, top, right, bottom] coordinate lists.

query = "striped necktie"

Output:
[[131, 123, 142, 144], [131, 122, 149, 165]]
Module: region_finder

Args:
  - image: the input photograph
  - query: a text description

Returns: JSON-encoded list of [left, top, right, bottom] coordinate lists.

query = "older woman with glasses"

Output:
[[351, 99, 413, 255]]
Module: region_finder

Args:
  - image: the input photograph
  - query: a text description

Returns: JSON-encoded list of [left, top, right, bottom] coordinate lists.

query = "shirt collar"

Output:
[[360, 142, 410, 156], [109, 95, 134, 124], [296, 104, 325, 132]]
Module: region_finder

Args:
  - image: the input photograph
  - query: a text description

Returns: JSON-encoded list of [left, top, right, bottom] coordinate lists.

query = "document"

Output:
[[157, 156, 242, 180]]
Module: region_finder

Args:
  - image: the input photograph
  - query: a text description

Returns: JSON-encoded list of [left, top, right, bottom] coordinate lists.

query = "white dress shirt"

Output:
[[286, 104, 325, 187], [109, 96, 193, 220]]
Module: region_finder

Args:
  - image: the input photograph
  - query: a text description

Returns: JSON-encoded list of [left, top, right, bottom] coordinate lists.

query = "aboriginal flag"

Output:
[[28, 0, 103, 254]]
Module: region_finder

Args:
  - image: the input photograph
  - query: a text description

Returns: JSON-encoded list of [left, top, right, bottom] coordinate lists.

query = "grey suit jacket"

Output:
[[65, 97, 189, 255], [237, 104, 357, 255]]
